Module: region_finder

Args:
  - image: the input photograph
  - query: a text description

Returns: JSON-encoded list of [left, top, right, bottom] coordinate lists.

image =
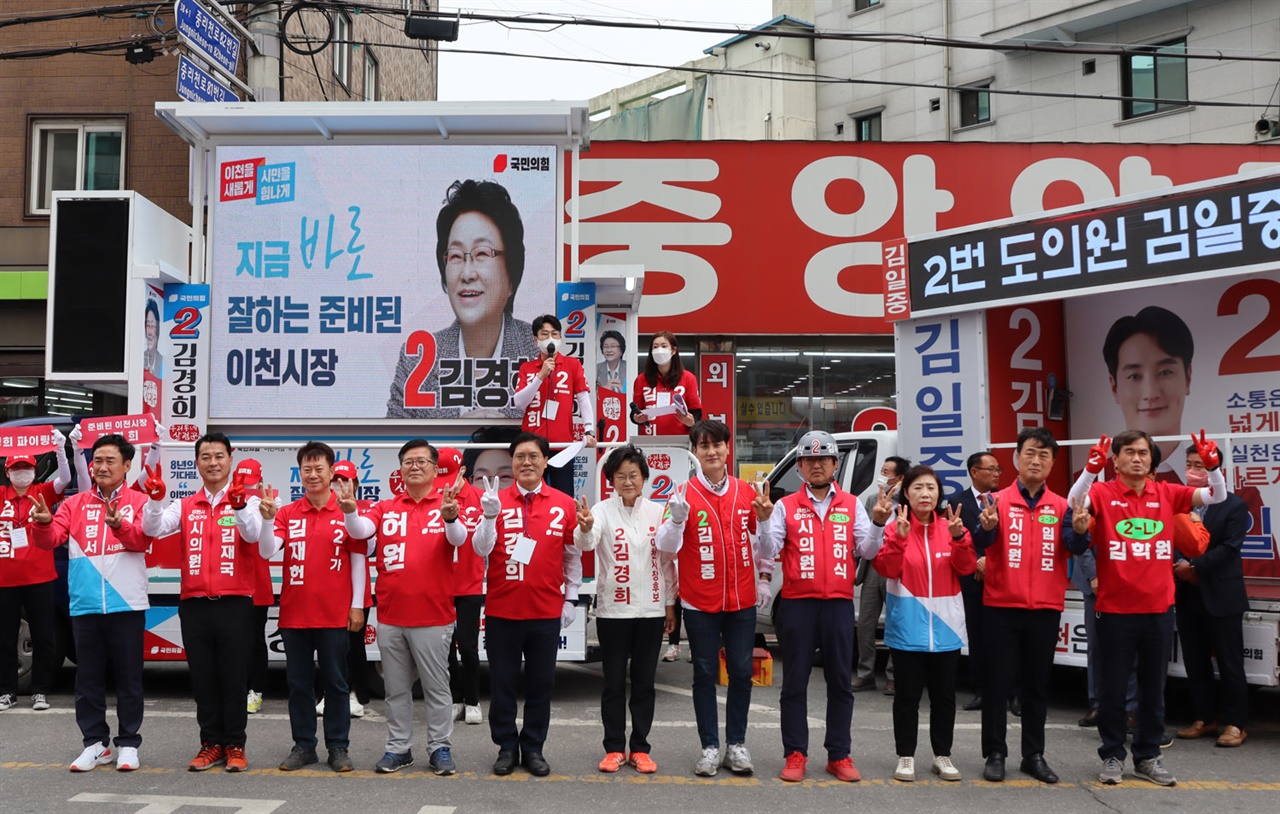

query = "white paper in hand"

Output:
[[548, 439, 585, 469]]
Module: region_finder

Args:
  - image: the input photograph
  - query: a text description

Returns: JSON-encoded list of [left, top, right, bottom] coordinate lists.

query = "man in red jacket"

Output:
[[471, 432, 582, 777], [757, 430, 889, 783], [656, 419, 771, 778], [141, 432, 263, 773], [972, 427, 1091, 784]]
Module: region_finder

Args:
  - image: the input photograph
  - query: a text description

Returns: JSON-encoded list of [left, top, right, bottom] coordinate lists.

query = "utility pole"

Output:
[[246, 1, 282, 101]]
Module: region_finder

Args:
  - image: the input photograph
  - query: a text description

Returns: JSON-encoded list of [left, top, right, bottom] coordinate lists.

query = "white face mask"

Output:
[[537, 338, 557, 356], [8, 470, 35, 489], [651, 347, 673, 366]]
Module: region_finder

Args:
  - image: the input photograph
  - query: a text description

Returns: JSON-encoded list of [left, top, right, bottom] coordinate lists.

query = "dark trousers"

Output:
[[485, 615, 560, 755], [668, 602, 683, 646], [597, 616, 665, 753], [280, 627, 350, 751], [981, 606, 1059, 759], [778, 597, 855, 761], [449, 594, 483, 706], [1176, 591, 1248, 728], [545, 462, 575, 498], [0, 580, 57, 696], [684, 606, 756, 749], [249, 605, 269, 693], [1097, 609, 1174, 763], [347, 627, 369, 704], [180, 596, 255, 747], [889, 648, 959, 757], [71, 611, 145, 748], [959, 574, 985, 694]]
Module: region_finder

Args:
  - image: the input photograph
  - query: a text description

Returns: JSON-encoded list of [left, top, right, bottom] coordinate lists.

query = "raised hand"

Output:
[[258, 483, 278, 521], [1071, 495, 1091, 534], [665, 484, 689, 524], [480, 475, 502, 519], [946, 504, 966, 539], [576, 495, 594, 532], [142, 463, 166, 501], [1085, 434, 1112, 475], [68, 424, 83, 446], [51, 428, 66, 448], [751, 476, 773, 522], [441, 472, 464, 522], [979, 492, 999, 531], [27, 493, 52, 525], [226, 471, 248, 510], [894, 504, 911, 539], [334, 477, 358, 514], [871, 485, 896, 525], [1191, 428, 1221, 471], [539, 356, 556, 380], [104, 499, 123, 530], [151, 415, 167, 441]]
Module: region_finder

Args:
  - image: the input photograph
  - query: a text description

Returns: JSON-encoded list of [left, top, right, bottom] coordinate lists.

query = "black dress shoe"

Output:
[[522, 751, 551, 777], [983, 753, 1005, 782], [493, 750, 517, 776], [1009, 696, 1022, 717], [1020, 754, 1059, 784], [963, 695, 983, 711], [1078, 708, 1099, 727]]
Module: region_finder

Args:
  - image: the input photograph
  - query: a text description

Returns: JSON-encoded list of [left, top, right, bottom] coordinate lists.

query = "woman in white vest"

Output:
[[575, 445, 676, 775]]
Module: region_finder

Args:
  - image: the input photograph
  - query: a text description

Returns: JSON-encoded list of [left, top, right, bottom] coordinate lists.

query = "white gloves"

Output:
[[561, 600, 577, 630], [666, 486, 689, 524], [480, 475, 502, 519], [756, 579, 774, 611], [69, 424, 82, 445]]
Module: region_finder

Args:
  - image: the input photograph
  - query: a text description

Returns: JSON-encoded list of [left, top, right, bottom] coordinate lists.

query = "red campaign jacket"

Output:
[[675, 477, 758, 614], [451, 481, 485, 597], [777, 488, 860, 600], [982, 483, 1072, 611], [178, 491, 258, 600]]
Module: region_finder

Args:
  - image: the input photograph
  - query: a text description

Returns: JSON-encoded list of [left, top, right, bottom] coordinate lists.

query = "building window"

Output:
[[854, 0, 881, 10], [333, 11, 351, 88], [364, 48, 379, 100], [1122, 38, 1187, 119], [958, 84, 991, 127], [28, 119, 126, 216], [854, 112, 882, 141]]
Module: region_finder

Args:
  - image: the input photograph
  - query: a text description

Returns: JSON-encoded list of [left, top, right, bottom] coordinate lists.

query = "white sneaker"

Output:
[[662, 644, 679, 662], [69, 743, 113, 772], [116, 746, 140, 772], [464, 704, 482, 725], [894, 756, 915, 782], [315, 698, 325, 716], [0, 693, 14, 711], [349, 692, 364, 718], [694, 746, 720, 777], [722, 743, 754, 774], [246, 691, 262, 714], [453, 703, 465, 721], [932, 755, 961, 781], [31, 693, 50, 711]]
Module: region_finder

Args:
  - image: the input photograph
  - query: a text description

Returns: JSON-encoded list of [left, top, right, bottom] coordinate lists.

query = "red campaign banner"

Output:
[[700, 353, 735, 459], [0, 425, 59, 459], [597, 385, 627, 445], [564, 141, 1278, 335], [985, 301, 1070, 497], [77, 414, 159, 449]]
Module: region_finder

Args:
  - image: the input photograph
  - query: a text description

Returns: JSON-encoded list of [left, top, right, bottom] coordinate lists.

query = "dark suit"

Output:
[[949, 489, 986, 696], [1175, 493, 1250, 728]]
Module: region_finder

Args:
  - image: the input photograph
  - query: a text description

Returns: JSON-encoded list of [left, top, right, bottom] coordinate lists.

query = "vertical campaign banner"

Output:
[[210, 145, 557, 421], [140, 284, 164, 417], [894, 313, 987, 497], [557, 281, 596, 497], [595, 309, 631, 446], [1064, 271, 1280, 578], [700, 353, 735, 460], [161, 284, 211, 501]]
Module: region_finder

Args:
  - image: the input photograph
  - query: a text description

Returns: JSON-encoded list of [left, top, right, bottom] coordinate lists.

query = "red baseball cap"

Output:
[[333, 460, 359, 481], [5, 455, 37, 469], [436, 447, 463, 479], [233, 458, 262, 486]]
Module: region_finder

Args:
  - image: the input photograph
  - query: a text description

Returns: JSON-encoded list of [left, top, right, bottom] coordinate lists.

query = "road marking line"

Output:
[[415, 807, 457, 814], [70, 792, 284, 814]]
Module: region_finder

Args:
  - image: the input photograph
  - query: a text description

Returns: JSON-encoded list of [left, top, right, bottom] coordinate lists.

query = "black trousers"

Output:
[[72, 611, 145, 748], [778, 597, 855, 761], [485, 615, 560, 755], [249, 605, 270, 693], [180, 596, 255, 747], [597, 616, 665, 754], [981, 606, 1059, 759], [959, 574, 985, 694], [1176, 590, 1248, 728], [347, 627, 370, 704], [545, 462, 574, 499], [449, 594, 484, 706], [1097, 609, 1174, 763], [889, 648, 959, 758], [668, 602, 683, 646], [0, 579, 57, 696]]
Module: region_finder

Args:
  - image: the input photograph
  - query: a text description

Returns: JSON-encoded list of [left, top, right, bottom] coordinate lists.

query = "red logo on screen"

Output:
[[219, 158, 265, 201], [493, 154, 508, 173]]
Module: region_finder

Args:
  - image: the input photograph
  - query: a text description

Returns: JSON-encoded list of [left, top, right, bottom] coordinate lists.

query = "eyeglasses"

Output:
[[975, 466, 1003, 474], [512, 453, 544, 463], [401, 458, 435, 470], [612, 473, 644, 484], [443, 247, 504, 269]]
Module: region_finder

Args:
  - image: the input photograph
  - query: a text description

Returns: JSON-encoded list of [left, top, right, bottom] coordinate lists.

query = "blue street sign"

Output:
[[174, 0, 241, 76], [177, 55, 239, 102]]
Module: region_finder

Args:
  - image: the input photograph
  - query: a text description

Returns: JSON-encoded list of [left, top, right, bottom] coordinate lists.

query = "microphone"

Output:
[[546, 340, 556, 357]]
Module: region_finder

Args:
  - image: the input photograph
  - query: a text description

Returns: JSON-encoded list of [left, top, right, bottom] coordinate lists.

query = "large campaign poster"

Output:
[[1064, 271, 1280, 579], [210, 145, 557, 420]]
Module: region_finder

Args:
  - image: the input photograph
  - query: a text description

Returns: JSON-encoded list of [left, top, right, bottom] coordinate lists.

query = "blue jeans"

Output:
[[280, 627, 350, 751], [683, 605, 756, 749]]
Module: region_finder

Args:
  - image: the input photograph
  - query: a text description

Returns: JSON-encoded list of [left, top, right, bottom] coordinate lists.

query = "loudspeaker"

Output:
[[404, 15, 459, 42]]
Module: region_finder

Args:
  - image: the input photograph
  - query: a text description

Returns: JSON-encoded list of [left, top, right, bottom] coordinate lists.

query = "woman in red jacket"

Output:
[[872, 465, 976, 783], [631, 331, 701, 438]]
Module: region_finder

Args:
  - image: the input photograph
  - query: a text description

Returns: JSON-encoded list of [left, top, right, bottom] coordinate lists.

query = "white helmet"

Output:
[[797, 430, 838, 459]]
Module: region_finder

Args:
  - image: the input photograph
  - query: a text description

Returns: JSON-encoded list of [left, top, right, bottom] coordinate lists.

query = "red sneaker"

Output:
[[826, 756, 861, 782], [781, 751, 807, 782], [628, 752, 657, 774], [224, 745, 248, 773], [598, 752, 626, 773], [188, 744, 225, 772]]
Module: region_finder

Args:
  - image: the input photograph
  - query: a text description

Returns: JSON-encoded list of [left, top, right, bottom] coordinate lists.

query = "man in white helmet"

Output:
[[757, 431, 891, 783]]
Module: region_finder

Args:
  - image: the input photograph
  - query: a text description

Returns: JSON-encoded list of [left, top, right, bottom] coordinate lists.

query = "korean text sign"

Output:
[[210, 145, 557, 420]]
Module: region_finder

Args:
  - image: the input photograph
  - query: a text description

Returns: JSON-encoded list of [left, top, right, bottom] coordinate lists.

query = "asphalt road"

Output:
[[1, 650, 1278, 814]]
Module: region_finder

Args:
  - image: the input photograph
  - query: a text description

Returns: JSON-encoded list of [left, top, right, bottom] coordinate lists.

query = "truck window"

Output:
[[843, 440, 879, 502]]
